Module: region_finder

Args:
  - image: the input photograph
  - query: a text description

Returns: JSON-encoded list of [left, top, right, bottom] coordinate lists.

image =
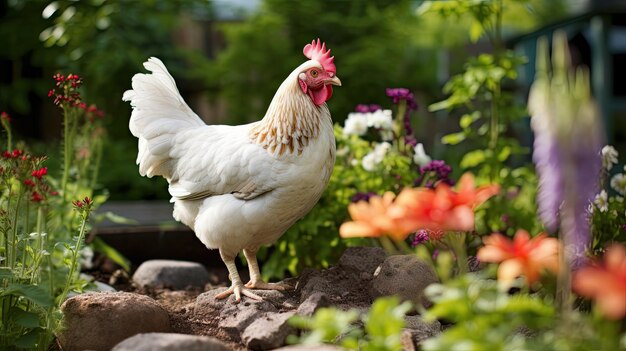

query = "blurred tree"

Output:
[[187, 0, 440, 125]]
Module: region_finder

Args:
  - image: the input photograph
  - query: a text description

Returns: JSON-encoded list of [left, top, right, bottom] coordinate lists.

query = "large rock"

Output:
[[194, 287, 293, 343], [133, 259, 210, 289], [112, 333, 232, 351], [241, 311, 295, 350], [58, 292, 171, 351], [297, 266, 371, 308], [401, 315, 441, 350], [370, 255, 438, 308], [338, 246, 387, 276], [296, 292, 329, 317]]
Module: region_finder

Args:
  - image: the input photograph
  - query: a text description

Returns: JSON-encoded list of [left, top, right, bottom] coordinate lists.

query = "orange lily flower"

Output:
[[339, 192, 415, 241], [340, 173, 500, 241], [573, 244, 626, 320], [393, 173, 500, 232], [477, 229, 560, 285]]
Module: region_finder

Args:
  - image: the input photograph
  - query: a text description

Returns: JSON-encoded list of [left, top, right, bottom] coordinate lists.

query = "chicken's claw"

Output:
[[215, 284, 263, 303], [244, 280, 291, 291]]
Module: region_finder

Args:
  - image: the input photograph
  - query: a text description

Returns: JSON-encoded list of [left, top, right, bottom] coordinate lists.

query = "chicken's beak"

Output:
[[325, 76, 342, 87]]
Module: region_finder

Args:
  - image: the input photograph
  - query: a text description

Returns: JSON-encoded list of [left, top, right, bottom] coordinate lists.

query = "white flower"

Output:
[[361, 153, 378, 171], [366, 109, 393, 131], [594, 190, 609, 212], [343, 113, 369, 136], [361, 142, 391, 172], [413, 143, 431, 166], [601, 145, 618, 171], [610, 173, 626, 196]]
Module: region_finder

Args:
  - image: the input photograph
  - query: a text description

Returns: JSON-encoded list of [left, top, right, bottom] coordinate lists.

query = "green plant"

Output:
[[422, 272, 626, 351], [0, 73, 111, 349], [427, 0, 541, 236], [289, 296, 411, 351], [591, 145, 626, 253]]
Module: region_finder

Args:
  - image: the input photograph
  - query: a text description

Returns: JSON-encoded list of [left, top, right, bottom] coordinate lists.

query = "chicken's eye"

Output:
[[310, 69, 319, 77]]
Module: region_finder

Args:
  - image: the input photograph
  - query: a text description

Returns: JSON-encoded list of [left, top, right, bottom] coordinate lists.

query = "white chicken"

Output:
[[123, 39, 341, 302]]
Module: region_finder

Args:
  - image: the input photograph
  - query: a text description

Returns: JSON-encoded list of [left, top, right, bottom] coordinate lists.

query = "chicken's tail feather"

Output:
[[123, 57, 205, 179]]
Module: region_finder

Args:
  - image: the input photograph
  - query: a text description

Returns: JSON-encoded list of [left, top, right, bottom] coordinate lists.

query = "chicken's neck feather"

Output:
[[250, 66, 330, 156]]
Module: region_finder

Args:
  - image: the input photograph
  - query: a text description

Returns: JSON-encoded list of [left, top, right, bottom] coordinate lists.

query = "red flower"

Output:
[[477, 229, 560, 285], [573, 244, 626, 320], [0, 112, 10, 123], [83, 197, 92, 205], [2, 149, 24, 159], [31, 167, 47, 179], [24, 179, 35, 188], [31, 191, 44, 202]]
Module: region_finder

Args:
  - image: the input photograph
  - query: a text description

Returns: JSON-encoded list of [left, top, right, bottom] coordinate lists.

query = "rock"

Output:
[[219, 299, 278, 341], [241, 311, 295, 350], [58, 292, 171, 351], [370, 255, 438, 308], [296, 292, 329, 317], [401, 317, 442, 351], [299, 276, 331, 302], [112, 333, 232, 351], [193, 288, 231, 320], [194, 288, 292, 342], [338, 246, 387, 275], [273, 345, 345, 351], [133, 259, 210, 289], [404, 315, 440, 331], [401, 314, 441, 350]]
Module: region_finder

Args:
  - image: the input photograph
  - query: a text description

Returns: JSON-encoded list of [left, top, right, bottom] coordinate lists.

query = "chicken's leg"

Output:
[[243, 247, 290, 291], [215, 249, 262, 302]]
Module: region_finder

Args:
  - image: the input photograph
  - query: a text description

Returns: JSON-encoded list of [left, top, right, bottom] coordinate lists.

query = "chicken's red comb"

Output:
[[303, 39, 336, 74]]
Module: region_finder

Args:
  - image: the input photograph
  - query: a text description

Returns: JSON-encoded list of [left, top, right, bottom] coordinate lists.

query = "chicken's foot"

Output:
[[215, 250, 262, 303], [243, 248, 291, 291]]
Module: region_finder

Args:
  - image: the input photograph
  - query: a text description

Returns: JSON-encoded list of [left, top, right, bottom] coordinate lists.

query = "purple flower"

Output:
[[386, 88, 418, 110], [412, 230, 429, 247], [355, 104, 382, 113], [528, 33, 603, 267], [622, 224, 626, 231], [350, 191, 378, 203], [414, 160, 455, 188]]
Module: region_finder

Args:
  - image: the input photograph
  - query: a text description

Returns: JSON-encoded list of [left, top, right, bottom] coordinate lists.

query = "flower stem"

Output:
[[59, 209, 89, 303]]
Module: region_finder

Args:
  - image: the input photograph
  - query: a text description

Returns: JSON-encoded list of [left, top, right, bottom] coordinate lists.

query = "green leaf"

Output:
[[441, 132, 466, 145], [460, 112, 481, 129], [92, 237, 131, 271], [469, 20, 483, 42], [460, 150, 487, 168], [10, 307, 41, 328], [498, 146, 511, 161], [94, 211, 138, 225], [0, 267, 14, 279], [13, 328, 41, 349], [3, 284, 54, 307], [428, 99, 452, 112]]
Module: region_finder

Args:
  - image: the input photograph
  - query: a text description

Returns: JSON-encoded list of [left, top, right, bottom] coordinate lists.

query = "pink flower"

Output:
[[477, 229, 560, 285], [573, 244, 626, 320]]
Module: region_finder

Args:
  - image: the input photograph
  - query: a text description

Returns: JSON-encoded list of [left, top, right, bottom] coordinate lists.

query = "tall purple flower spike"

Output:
[[528, 32, 603, 267]]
